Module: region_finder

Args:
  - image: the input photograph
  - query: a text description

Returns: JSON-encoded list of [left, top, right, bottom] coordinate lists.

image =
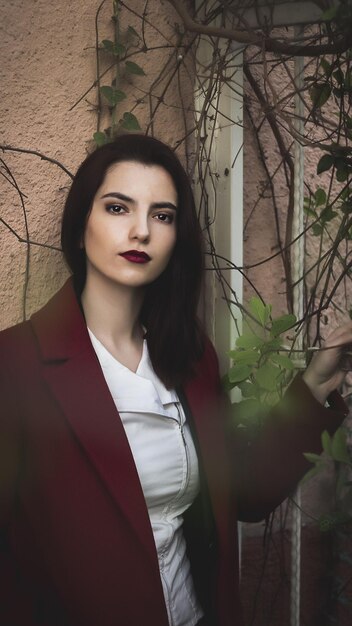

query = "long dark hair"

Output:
[[61, 134, 204, 388]]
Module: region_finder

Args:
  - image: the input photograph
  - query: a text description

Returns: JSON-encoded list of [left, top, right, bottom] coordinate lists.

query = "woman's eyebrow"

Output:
[[101, 192, 177, 211], [101, 192, 133, 202], [151, 201, 178, 211]]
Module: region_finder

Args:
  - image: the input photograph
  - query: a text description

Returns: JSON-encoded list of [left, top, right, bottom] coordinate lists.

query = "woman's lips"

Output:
[[119, 250, 151, 264]]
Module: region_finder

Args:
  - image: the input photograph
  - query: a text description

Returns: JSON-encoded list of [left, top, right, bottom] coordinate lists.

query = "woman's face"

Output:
[[83, 160, 178, 291]]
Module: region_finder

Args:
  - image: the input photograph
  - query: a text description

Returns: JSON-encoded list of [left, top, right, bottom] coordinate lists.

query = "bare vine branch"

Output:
[[166, 0, 352, 56], [0, 145, 74, 179]]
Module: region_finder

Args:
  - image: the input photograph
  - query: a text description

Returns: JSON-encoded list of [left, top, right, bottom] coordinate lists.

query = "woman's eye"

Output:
[[154, 212, 175, 224], [106, 204, 126, 215]]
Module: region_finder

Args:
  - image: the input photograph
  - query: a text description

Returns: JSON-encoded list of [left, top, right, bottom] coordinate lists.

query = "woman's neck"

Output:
[[81, 273, 145, 348]]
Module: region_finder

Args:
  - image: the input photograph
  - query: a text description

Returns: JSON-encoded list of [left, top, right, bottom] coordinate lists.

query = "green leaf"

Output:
[[229, 349, 259, 366], [228, 364, 252, 384], [120, 112, 141, 131], [320, 206, 337, 223], [303, 198, 317, 217], [264, 390, 281, 407], [260, 337, 283, 354], [331, 428, 351, 463], [317, 154, 334, 174], [336, 163, 349, 182], [125, 61, 145, 76], [127, 25, 140, 39], [234, 398, 264, 424], [270, 353, 295, 370], [249, 297, 271, 327], [321, 430, 332, 456], [300, 465, 322, 485], [321, 6, 337, 21], [101, 39, 126, 57], [101, 39, 114, 52], [341, 187, 351, 200], [304, 206, 317, 218], [309, 83, 331, 108], [236, 334, 264, 349], [238, 381, 258, 398], [312, 223, 323, 236], [333, 68, 344, 86], [320, 58, 331, 76], [222, 373, 234, 393], [256, 363, 280, 391], [271, 313, 296, 337], [304, 452, 323, 464], [100, 86, 127, 106], [315, 187, 327, 207], [118, 42, 127, 56], [93, 131, 107, 146]]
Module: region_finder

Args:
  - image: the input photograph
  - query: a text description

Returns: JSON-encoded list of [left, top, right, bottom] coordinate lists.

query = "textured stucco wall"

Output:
[[1, 0, 100, 326], [243, 108, 288, 312]]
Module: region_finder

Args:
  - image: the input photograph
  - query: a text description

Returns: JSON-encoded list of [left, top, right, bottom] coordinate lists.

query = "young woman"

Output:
[[0, 134, 350, 626]]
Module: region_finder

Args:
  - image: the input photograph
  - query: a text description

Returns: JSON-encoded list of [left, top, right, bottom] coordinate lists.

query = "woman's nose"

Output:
[[129, 213, 150, 242]]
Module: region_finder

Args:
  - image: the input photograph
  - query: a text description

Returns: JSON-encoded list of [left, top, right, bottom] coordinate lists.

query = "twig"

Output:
[[0, 145, 74, 179]]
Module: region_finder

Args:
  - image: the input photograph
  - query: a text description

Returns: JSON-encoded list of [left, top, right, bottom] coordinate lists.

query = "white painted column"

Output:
[[290, 35, 305, 626], [194, 37, 244, 373], [213, 67, 244, 374]]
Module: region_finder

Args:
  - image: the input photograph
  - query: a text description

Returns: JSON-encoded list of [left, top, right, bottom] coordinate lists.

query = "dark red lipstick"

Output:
[[119, 250, 151, 264]]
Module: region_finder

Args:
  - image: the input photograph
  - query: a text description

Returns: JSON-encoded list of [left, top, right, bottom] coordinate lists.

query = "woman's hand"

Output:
[[302, 322, 352, 405]]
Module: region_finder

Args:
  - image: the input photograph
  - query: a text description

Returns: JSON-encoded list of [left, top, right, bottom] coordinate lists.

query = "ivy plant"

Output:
[[224, 296, 297, 428], [93, 2, 144, 146], [226, 298, 352, 535]]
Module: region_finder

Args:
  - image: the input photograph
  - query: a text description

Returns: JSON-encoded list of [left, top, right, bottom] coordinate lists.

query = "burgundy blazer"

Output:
[[0, 279, 347, 626]]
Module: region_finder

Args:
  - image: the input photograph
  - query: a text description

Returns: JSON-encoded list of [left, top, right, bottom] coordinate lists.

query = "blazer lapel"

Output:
[[30, 279, 158, 564]]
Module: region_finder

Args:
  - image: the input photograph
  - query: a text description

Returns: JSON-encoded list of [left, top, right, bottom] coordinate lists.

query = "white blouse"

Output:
[[88, 330, 204, 626]]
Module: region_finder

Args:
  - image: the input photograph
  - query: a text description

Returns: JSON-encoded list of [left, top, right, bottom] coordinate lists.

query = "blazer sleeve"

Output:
[[233, 375, 348, 521], [204, 339, 348, 522]]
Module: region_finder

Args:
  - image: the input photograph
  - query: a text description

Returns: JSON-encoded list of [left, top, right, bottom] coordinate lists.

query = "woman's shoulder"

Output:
[[0, 279, 81, 361], [0, 280, 71, 362], [0, 322, 39, 401], [0, 320, 37, 366], [0, 319, 33, 347]]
